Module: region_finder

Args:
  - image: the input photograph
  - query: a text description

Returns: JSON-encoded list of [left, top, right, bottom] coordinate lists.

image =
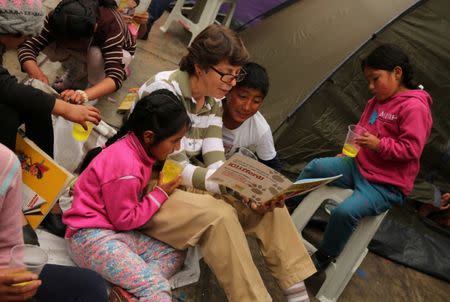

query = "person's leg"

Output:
[[67, 229, 172, 302], [286, 157, 356, 212], [140, 189, 272, 302], [137, 232, 185, 279], [33, 264, 108, 302], [0, 104, 21, 151], [142, 0, 172, 39], [44, 43, 88, 91], [86, 47, 133, 97], [23, 109, 54, 158], [229, 197, 315, 302], [86, 46, 105, 86], [319, 167, 404, 258]]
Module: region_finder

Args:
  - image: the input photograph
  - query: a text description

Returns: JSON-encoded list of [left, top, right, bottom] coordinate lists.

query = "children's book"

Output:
[[15, 133, 74, 229], [208, 154, 342, 204], [117, 88, 139, 113]]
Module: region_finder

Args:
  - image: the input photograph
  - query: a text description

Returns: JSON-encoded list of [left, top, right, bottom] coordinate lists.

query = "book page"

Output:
[[16, 134, 73, 229], [281, 175, 342, 199], [208, 154, 292, 203]]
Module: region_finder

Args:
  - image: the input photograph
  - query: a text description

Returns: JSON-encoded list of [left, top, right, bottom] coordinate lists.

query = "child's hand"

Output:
[[355, 132, 380, 151], [157, 173, 181, 196], [0, 267, 41, 301]]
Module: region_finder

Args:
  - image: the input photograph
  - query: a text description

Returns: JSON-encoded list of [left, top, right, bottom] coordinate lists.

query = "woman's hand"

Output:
[[157, 173, 182, 196], [52, 100, 101, 130], [0, 268, 41, 302], [355, 132, 380, 151], [22, 60, 49, 85], [60, 90, 88, 104], [241, 195, 283, 215]]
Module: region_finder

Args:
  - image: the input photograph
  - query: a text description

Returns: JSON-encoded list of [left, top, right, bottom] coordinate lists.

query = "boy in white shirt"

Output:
[[222, 62, 282, 171]]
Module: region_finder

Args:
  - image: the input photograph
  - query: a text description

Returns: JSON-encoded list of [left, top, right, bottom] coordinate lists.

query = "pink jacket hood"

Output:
[[355, 89, 432, 196]]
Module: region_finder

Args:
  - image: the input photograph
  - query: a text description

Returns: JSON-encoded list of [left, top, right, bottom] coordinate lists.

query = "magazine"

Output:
[[208, 154, 341, 204], [15, 133, 74, 229]]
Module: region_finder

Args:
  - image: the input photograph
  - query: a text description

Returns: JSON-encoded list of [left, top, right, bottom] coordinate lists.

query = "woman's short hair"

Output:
[[179, 24, 249, 75]]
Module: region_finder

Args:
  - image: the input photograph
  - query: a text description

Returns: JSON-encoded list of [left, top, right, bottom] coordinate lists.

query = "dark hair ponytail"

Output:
[[361, 44, 418, 89], [79, 89, 191, 173]]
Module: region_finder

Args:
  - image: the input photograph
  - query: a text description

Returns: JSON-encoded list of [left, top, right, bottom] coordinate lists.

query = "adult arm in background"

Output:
[[0, 68, 101, 130]]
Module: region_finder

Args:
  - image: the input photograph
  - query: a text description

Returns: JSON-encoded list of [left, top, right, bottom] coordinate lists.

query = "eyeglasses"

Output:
[[210, 66, 247, 84]]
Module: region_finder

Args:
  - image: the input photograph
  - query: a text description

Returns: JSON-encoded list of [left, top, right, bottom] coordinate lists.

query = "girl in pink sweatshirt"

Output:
[[63, 89, 191, 302], [289, 44, 433, 271]]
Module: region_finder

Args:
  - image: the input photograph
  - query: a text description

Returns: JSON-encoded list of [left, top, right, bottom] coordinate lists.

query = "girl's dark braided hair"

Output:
[[79, 89, 191, 173], [361, 43, 418, 89]]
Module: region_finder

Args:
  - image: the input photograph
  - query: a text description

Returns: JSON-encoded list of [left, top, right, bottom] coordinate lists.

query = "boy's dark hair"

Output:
[[79, 89, 191, 173], [179, 24, 249, 75], [236, 62, 270, 97], [49, 0, 117, 39], [361, 43, 417, 89]]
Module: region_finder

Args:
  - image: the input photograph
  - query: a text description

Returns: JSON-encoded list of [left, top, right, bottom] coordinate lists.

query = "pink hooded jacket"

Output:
[[355, 89, 433, 196], [63, 133, 168, 238]]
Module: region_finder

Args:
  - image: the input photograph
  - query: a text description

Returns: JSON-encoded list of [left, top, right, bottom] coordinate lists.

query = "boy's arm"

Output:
[[256, 128, 281, 171], [260, 156, 282, 172]]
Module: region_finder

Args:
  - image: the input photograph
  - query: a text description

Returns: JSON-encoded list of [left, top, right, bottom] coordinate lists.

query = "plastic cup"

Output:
[[161, 159, 183, 184], [72, 122, 93, 142], [342, 125, 367, 157], [237, 147, 258, 160], [9, 244, 48, 286]]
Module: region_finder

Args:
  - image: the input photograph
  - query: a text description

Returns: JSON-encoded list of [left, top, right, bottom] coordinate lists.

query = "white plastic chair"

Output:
[[291, 186, 388, 302], [160, 0, 237, 45]]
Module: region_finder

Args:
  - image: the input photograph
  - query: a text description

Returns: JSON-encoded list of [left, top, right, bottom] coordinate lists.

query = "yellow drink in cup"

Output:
[[342, 143, 359, 157], [72, 122, 93, 142], [11, 271, 34, 286], [161, 159, 183, 184], [341, 125, 367, 157]]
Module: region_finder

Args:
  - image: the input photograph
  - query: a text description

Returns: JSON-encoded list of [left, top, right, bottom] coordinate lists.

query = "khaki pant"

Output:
[[140, 190, 316, 302]]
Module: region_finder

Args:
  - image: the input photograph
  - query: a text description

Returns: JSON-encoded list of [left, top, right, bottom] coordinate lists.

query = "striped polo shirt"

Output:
[[139, 69, 225, 193], [18, 7, 136, 90]]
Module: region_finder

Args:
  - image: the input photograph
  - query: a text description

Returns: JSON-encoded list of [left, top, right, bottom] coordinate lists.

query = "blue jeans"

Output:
[[146, 0, 172, 33], [295, 157, 404, 257]]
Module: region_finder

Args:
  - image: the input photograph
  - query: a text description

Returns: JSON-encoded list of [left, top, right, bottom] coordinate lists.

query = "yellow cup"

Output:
[[72, 122, 93, 142], [161, 159, 183, 184]]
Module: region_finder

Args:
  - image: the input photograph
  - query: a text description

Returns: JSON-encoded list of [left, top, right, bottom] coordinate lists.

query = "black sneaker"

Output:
[[311, 250, 335, 272]]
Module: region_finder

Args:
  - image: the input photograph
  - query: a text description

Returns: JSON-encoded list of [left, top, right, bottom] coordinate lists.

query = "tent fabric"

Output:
[[368, 204, 450, 282]]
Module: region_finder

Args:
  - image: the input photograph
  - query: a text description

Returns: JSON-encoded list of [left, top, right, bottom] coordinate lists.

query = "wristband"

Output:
[[75, 90, 89, 103]]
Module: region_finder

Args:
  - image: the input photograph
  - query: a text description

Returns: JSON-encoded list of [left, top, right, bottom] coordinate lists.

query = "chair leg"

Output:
[[160, 0, 187, 33]]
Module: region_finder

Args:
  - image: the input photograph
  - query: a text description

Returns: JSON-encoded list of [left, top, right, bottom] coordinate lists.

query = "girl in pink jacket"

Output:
[[63, 89, 191, 301], [289, 44, 433, 272]]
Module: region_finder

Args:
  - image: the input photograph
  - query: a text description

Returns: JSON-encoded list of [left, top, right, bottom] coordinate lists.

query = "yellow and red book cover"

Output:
[[15, 133, 73, 229]]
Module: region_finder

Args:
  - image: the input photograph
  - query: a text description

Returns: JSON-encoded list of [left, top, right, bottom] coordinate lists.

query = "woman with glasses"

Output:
[[139, 24, 247, 194], [137, 24, 316, 302]]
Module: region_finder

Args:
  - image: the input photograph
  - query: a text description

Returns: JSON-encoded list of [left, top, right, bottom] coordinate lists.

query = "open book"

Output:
[[15, 133, 74, 229], [208, 154, 341, 204]]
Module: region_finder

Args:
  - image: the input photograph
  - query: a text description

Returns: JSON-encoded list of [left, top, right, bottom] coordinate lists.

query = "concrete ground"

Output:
[[4, 1, 449, 301]]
